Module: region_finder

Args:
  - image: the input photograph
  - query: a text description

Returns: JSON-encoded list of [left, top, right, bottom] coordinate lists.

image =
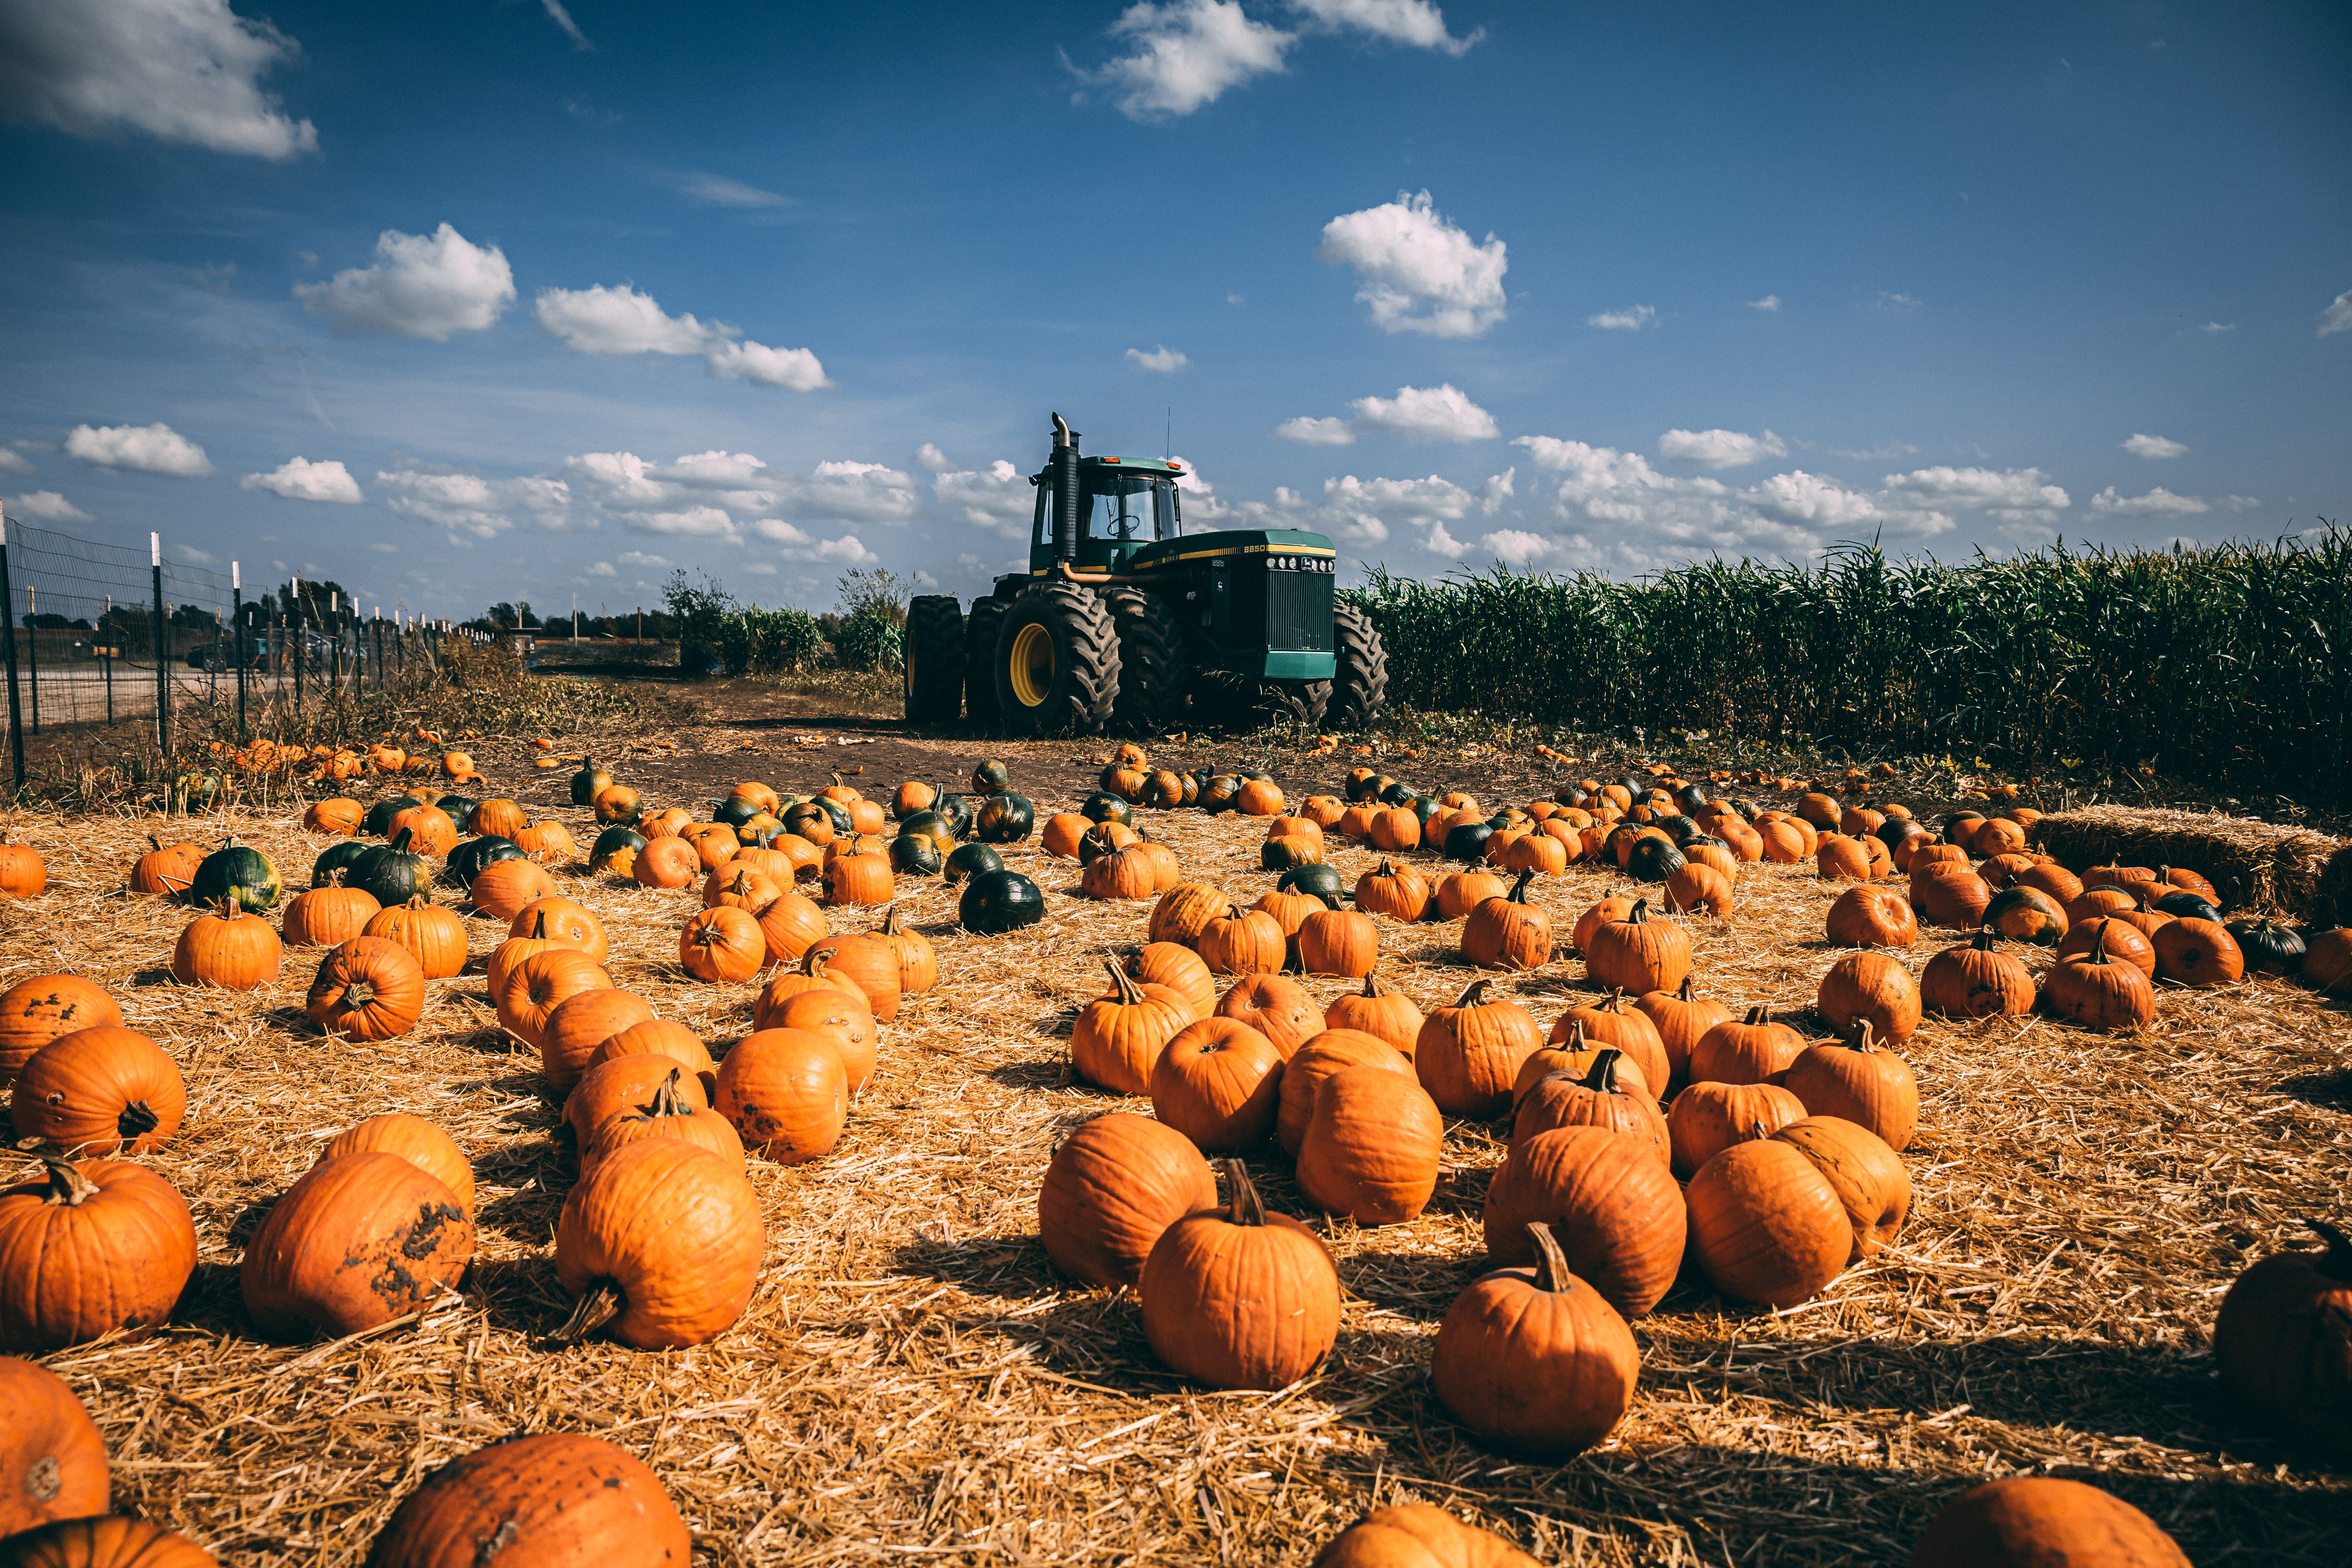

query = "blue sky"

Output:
[[1, 0, 2346, 620]]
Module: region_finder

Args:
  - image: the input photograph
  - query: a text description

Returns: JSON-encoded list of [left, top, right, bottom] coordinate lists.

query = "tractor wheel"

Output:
[[963, 596, 1011, 729], [1328, 601, 1388, 729], [1106, 588, 1186, 736], [993, 581, 1120, 737], [903, 595, 965, 723], [1274, 680, 1331, 727]]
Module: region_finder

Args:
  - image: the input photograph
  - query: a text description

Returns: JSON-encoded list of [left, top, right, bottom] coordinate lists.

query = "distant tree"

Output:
[[836, 567, 908, 626]]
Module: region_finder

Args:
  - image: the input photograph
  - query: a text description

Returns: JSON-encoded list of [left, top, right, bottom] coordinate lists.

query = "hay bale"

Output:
[[2027, 805, 2348, 924]]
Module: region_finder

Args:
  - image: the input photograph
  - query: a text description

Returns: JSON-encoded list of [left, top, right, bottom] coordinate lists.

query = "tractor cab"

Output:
[[1025, 416, 1186, 577]]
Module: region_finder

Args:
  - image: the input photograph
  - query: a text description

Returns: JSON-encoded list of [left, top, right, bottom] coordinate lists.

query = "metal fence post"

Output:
[[23, 585, 37, 732], [293, 579, 304, 717], [151, 533, 169, 755], [0, 508, 23, 799], [233, 562, 246, 742]]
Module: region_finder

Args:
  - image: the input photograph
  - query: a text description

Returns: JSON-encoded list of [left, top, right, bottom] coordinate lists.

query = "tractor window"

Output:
[[1157, 480, 1181, 537], [1089, 477, 1166, 542]]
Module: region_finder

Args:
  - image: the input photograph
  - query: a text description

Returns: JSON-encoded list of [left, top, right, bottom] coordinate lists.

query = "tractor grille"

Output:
[[1258, 566, 1335, 653]]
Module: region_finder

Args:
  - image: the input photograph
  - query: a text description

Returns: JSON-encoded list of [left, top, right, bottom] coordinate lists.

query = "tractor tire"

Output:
[[963, 596, 1011, 730], [1328, 600, 1388, 729], [903, 595, 965, 723], [1106, 588, 1186, 736], [1274, 680, 1331, 727], [993, 581, 1120, 737]]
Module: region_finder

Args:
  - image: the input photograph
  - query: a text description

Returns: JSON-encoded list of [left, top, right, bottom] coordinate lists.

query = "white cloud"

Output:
[[535, 283, 714, 355], [796, 460, 921, 526], [64, 421, 214, 476], [0, 0, 317, 159], [295, 224, 514, 340], [240, 455, 362, 503], [539, 0, 590, 49], [934, 460, 1032, 537], [377, 467, 575, 542], [0, 450, 33, 476], [678, 173, 786, 208], [1747, 295, 1781, 312], [912, 443, 954, 473], [1125, 344, 1189, 374], [585, 560, 617, 576], [1424, 519, 1464, 556], [1659, 428, 1788, 469], [705, 337, 831, 391], [2086, 487, 2260, 518], [1882, 465, 2070, 515], [1200, 469, 1512, 551], [1289, 0, 1481, 54], [2198, 321, 2236, 334], [1346, 383, 1498, 442], [1276, 416, 1356, 446], [616, 551, 670, 569], [1479, 529, 1553, 566], [1316, 190, 1507, 338], [1084, 0, 1295, 119], [2318, 289, 2352, 337], [7, 490, 92, 523], [2122, 432, 2187, 459], [1876, 291, 1921, 310], [1587, 304, 1656, 331]]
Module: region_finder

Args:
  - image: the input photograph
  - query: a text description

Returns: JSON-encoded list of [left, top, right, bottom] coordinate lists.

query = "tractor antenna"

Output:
[[1166, 407, 1172, 459]]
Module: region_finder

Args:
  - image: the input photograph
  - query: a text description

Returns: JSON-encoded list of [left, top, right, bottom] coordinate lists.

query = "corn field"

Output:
[[1347, 532, 2352, 800]]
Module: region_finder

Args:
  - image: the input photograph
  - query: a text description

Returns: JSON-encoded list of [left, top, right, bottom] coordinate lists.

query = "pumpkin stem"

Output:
[[1451, 978, 1490, 1009], [1971, 925, 1998, 952], [1677, 975, 1697, 1002], [41, 1159, 100, 1206], [1102, 956, 1148, 1008], [1507, 869, 1535, 903], [1579, 1047, 1623, 1094], [2307, 1219, 2352, 1282], [1743, 1003, 1771, 1026], [117, 1099, 161, 1140], [553, 1281, 623, 1343], [646, 1068, 689, 1119], [1525, 1222, 1575, 1293], [1217, 1158, 1268, 1227], [1850, 1019, 1878, 1053], [1360, 971, 1390, 998], [1625, 897, 1649, 925], [2088, 924, 2110, 966]]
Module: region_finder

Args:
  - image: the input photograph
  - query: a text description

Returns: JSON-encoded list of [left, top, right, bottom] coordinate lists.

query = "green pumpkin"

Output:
[[362, 796, 422, 838], [1408, 796, 1440, 829], [931, 793, 976, 839], [175, 769, 224, 810], [970, 758, 1011, 796], [1553, 783, 1592, 808], [1624, 835, 1687, 884], [1444, 822, 1495, 864], [897, 811, 957, 854], [943, 842, 1004, 885], [445, 835, 522, 889], [350, 829, 435, 907], [1198, 775, 1241, 814], [813, 796, 854, 835], [975, 791, 1034, 844], [714, 795, 763, 829], [1377, 780, 1417, 807], [1278, 863, 1347, 903], [1655, 813, 1701, 846], [435, 795, 480, 833], [570, 758, 613, 806], [890, 833, 945, 877], [589, 825, 649, 877], [192, 837, 282, 913], [1080, 792, 1132, 827], [959, 869, 1044, 934], [1262, 835, 1320, 872], [312, 840, 371, 888]]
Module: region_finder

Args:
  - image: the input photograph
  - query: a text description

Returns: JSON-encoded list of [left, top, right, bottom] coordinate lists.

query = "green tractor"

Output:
[[903, 413, 1386, 735]]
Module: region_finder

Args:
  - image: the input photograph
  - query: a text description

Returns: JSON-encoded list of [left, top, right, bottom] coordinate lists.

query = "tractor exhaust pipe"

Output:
[[1051, 412, 1081, 566]]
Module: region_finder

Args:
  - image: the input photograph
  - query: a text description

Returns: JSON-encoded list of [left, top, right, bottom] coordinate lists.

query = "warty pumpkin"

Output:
[[1666, 1079, 1806, 1179], [1816, 950, 1922, 1044], [364, 1432, 692, 1568], [1416, 980, 1544, 1119], [714, 1027, 848, 1164], [0, 1357, 110, 1538], [1321, 970, 1422, 1058], [240, 1151, 472, 1339], [1139, 1160, 1340, 1391], [1295, 1066, 1443, 1225], [316, 1115, 474, 1216], [1461, 870, 1554, 971], [554, 1138, 762, 1349], [0, 975, 121, 1091], [1430, 1222, 1639, 1458], [0, 1158, 197, 1352], [1038, 1113, 1219, 1287], [1483, 1125, 1685, 1318], [305, 936, 427, 1041], [10, 1027, 185, 1156]]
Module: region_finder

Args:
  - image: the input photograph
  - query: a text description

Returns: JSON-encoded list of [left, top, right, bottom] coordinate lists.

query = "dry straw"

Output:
[[2030, 804, 2349, 925], [3, 741, 2349, 1566]]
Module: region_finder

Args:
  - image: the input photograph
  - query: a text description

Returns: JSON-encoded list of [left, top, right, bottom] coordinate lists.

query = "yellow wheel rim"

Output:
[[1009, 622, 1054, 707]]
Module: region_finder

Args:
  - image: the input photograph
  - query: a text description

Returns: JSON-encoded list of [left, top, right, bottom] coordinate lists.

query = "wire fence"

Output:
[[0, 513, 503, 803]]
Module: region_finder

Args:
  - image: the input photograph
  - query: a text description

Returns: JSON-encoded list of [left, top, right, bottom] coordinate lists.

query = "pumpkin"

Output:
[[1416, 980, 1544, 1119], [0, 975, 122, 1091], [363, 795, 423, 837], [303, 797, 365, 836], [714, 1027, 848, 1164], [875, 904, 937, 995], [1920, 927, 2035, 1019], [1150, 1017, 1285, 1151], [2153, 916, 2244, 988], [444, 834, 523, 892], [190, 836, 281, 912], [386, 804, 459, 859], [1782, 1021, 1919, 1150], [1483, 1124, 1684, 1318], [1127, 943, 1216, 1022], [317, 1115, 474, 1216], [1914, 865, 1994, 930], [0, 1158, 197, 1351], [1632, 977, 1727, 1089], [564, 1056, 716, 1161], [354, 894, 465, 981], [511, 820, 576, 864], [1546, 991, 1669, 1096], [1825, 885, 1918, 949], [1584, 897, 1688, 995], [536, 989, 657, 1094], [348, 830, 433, 908], [1512, 1019, 1657, 1106], [1, 1516, 218, 1568], [2226, 916, 2306, 977], [169, 899, 282, 992], [974, 790, 1034, 843], [1981, 885, 2067, 946], [10, 1027, 185, 1156], [1663, 860, 1734, 919], [2055, 914, 2157, 978], [497, 950, 612, 1049], [485, 910, 591, 999], [630, 835, 701, 890], [1510, 1051, 1669, 1163], [310, 839, 371, 889], [365, 1432, 691, 1568], [0, 1357, 110, 1537], [1310, 1507, 1539, 1568], [305, 937, 426, 1041], [1038, 1113, 1218, 1287], [240, 1151, 472, 1339], [1684, 1137, 1850, 1307], [1148, 882, 1230, 946], [747, 888, 827, 970], [1689, 1004, 1805, 1086], [1816, 834, 1874, 881], [129, 836, 205, 897], [2044, 924, 2156, 1032], [675, 906, 764, 984], [591, 784, 642, 826], [1436, 869, 1508, 921], [1461, 871, 1553, 971], [1072, 959, 1191, 1097], [800, 936, 902, 1021], [1570, 895, 1638, 955], [1278, 862, 1348, 904], [1772, 1115, 1909, 1261], [1195, 905, 1286, 976], [1430, 1221, 1638, 1458], [1277, 1030, 1411, 1155], [589, 1020, 722, 1101], [959, 869, 1045, 935], [1354, 859, 1433, 922], [551, 1138, 761, 1349], [2212, 1217, 2352, 1462], [1666, 1079, 1806, 1179], [1295, 1066, 1443, 1225], [1139, 1160, 1339, 1391], [1255, 888, 1326, 950], [1322, 971, 1423, 1058], [582, 1066, 746, 1175], [1081, 844, 1162, 901], [1297, 909, 1379, 978], [1909, 1477, 2191, 1568], [1816, 950, 1921, 1044]]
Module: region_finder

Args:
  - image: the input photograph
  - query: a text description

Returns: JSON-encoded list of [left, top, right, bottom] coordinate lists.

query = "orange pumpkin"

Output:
[[1416, 980, 1543, 1119], [1138, 1160, 1339, 1390], [1150, 1017, 1285, 1151], [1038, 1113, 1218, 1287], [714, 1027, 848, 1164], [363, 896, 469, 980], [304, 937, 426, 1041]]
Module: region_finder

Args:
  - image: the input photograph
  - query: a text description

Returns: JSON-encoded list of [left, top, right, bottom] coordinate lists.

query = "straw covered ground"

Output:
[[2030, 805, 2351, 929], [5, 747, 2351, 1566]]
